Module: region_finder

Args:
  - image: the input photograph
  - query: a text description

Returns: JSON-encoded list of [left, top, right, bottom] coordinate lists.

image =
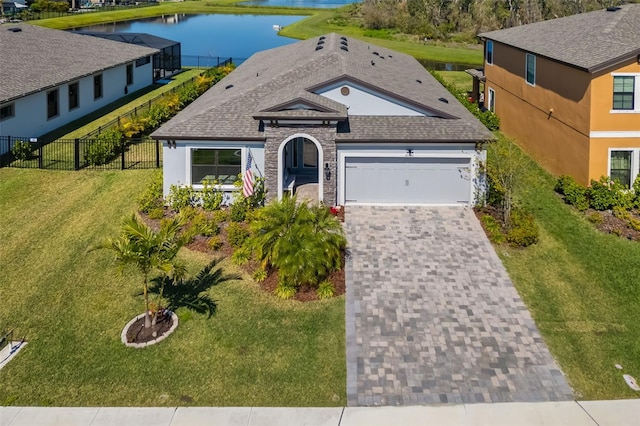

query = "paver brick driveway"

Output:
[[345, 206, 573, 406]]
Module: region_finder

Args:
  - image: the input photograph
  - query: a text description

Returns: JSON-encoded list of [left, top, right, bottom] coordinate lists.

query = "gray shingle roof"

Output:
[[479, 4, 640, 72], [152, 33, 493, 143], [0, 24, 158, 103]]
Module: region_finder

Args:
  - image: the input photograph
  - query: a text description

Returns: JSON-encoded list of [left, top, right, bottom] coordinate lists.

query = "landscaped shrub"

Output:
[[231, 247, 250, 265], [84, 128, 123, 166], [506, 209, 539, 247], [11, 140, 33, 161], [146, 103, 172, 129], [168, 184, 197, 211], [212, 209, 228, 224], [147, 207, 165, 220], [229, 200, 248, 223], [119, 115, 149, 138], [189, 211, 219, 237], [245, 197, 346, 296], [200, 180, 224, 211], [481, 215, 505, 244], [316, 280, 335, 299], [227, 222, 250, 248], [554, 175, 575, 195], [252, 268, 267, 283], [589, 177, 620, 211], [138, 170, 164, 214], [207, 235, 223, 250], [274, 282, 296, 300], [555, 175, 589, 211]]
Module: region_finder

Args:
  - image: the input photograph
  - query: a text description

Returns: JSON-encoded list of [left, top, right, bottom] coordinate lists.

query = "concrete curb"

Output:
[[120, 311, 178, 348]]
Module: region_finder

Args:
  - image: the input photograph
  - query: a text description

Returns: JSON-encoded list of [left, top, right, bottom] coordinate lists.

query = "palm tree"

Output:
[[247, 197, 346, 291], [89, 214, 192, 329]]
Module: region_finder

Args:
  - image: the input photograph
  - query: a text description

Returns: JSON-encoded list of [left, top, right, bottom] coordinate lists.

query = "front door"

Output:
[[288, 137, 318, 177]]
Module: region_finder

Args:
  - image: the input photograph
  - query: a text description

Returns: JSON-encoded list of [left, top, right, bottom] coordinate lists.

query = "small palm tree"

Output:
[[89, 214, 193, 329], [247, 197, 346, 293]]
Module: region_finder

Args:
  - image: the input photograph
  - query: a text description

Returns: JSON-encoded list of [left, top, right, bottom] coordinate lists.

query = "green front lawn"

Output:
[[0, 169, 345, 406], [490, 142, 640, 400]]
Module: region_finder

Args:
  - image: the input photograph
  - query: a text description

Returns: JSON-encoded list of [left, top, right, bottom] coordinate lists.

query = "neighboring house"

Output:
[[0, 24, 158, 147], [478, 4, 640, 187], [74, 32, 181, 80], [152, 33, 494, 206]]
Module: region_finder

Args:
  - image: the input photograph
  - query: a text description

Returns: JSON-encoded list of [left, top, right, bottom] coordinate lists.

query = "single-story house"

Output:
[[151, 34, 494, 206], [0, 23, 157, 146], [478, 4, 640, 187]]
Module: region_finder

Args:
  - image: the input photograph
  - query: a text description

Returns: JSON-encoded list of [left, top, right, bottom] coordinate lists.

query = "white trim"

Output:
[[590, 131, 640, 138], [277, 134, 323, 202], [487, 87, 495, 112], [609, 110, 640, 114], [337, 151, 475, 206], [611, 73, 640, 113]]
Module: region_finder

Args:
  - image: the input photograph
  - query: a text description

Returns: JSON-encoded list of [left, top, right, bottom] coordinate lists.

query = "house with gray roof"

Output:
[[0, 23, 157, 147], [152, 34, 494, 206], [477, 4, 640, 187]]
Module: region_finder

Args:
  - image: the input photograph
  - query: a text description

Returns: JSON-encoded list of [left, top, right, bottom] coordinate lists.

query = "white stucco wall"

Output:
[[336, 143, 486, 205], [162, 140, 265, 203], [0, 59, 153, 142], [316, 83, 430, 116]]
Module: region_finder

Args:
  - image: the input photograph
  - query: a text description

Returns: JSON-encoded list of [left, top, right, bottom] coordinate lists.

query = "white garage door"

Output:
[[344, 157, 472, 205]]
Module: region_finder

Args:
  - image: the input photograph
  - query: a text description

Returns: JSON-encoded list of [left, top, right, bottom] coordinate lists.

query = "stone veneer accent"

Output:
[[263, 125, 338, 205]]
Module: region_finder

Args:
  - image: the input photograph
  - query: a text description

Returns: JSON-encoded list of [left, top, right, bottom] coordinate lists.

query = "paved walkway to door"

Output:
[[345, 206, 573, 406]]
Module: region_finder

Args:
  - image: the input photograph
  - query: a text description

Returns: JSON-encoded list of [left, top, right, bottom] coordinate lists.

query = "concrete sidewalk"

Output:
[[1, 400, 639, 426]]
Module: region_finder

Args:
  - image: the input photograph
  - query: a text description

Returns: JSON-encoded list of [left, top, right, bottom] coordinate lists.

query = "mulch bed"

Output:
[[140, 208, 346, 301], [125, 312, 173, 344], [583, 208, 640, 241]]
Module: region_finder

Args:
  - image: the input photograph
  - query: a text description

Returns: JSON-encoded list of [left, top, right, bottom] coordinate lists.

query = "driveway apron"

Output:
[[345, 206, 573, 406]]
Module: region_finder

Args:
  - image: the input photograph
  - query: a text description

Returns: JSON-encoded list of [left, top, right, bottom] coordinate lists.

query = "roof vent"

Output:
[[316, 45, 324, 51], [388, 54, 392, 58], [340, 40, 348, 46], [340, 36, 347, 41], [7, 27, 22, 33], [340, 45, 348, 52], [438, 97, 449, 103], [372, 51, 379, 56], [416, 79, 422, 84], [371, 60, 375, 66], [606, 6, 620, 11], [319, 36, 326, 40], [318, 40, 325, 45], [225, 84, 234, 90]]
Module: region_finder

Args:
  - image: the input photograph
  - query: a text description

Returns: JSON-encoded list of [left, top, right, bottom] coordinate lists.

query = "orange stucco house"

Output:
[[477, 4, 640, 187]]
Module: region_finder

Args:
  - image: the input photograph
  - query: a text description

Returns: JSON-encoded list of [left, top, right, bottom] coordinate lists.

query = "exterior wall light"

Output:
[[324, 162, 331, 180]]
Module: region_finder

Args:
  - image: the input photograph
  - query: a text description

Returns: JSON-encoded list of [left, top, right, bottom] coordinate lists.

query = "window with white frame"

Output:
[[611, 74, 640, 113], [608, 149, 640, 188], [525, 53, 536, 86], [191, 148, 241, 185], [487, 87, 495, 112], [613, 76, 634, 110], [485, 40, 493, 65]]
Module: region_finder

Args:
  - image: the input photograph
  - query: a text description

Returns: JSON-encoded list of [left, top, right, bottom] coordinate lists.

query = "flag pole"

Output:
[[247, 147, 263, 178]]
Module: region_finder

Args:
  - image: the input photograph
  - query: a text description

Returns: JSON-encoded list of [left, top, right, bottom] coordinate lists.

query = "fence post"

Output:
[[121, 139, 126, 170], [74, 139, 80, 170], [155, 139, 160, 168], [38, 139, 43, 169]]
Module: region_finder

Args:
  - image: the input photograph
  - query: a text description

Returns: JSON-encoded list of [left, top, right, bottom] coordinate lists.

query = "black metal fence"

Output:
[[0, 136, 161, 171]]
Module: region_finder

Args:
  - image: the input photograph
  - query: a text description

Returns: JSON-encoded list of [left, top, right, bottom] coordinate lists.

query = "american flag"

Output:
[[243, 151, 254, 198]]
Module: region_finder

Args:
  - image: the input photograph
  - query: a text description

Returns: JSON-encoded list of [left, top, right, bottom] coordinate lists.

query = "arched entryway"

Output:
[[277, 134, 323, 202]]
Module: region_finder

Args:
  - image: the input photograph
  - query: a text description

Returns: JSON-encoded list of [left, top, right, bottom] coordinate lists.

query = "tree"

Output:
[[89, 214, 193, 329], [486, 135, 528, 224]]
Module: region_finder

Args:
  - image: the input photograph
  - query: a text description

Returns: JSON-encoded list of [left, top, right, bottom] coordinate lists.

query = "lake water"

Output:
[[75, 14, 474, 70], [75, 14, 305, 62]]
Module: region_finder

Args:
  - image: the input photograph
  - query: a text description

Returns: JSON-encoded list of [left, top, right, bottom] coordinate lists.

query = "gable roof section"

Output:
[[152, 34, 493, 142], [479, 4, 640, 73], [0, 24, 158, 103]]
